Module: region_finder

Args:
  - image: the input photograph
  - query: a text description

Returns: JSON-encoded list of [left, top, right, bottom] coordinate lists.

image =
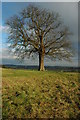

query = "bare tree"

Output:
[[6, 5, 73, 71]]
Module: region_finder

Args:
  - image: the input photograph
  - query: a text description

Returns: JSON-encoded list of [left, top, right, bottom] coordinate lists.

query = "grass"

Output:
[[2, 68, 80, 119]]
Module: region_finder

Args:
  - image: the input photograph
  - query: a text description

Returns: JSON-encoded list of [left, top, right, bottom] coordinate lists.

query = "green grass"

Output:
[[2, 68, 80, 119]]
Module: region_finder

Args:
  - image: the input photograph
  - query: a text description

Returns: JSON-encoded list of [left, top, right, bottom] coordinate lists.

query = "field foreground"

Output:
[[2, 68, 80, 119]]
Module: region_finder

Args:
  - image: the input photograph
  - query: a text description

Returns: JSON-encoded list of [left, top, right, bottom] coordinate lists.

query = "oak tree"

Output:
[[6, 5, 73, 71]]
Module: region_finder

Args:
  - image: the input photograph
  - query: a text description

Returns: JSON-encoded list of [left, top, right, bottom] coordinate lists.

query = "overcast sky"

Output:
[[0, 2, 79, 66]]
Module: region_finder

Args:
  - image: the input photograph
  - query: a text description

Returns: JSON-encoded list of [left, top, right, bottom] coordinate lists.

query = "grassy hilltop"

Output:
[[2, 68, 80, 119]]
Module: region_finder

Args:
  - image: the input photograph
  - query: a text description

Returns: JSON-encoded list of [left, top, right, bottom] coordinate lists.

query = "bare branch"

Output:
[[6, 4, 73, 63]]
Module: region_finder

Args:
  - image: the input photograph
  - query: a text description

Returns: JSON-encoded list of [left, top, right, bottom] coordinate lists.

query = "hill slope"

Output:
[[2, 68, 80, 119]]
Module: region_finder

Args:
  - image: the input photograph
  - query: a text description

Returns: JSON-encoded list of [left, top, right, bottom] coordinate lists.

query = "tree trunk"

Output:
[[39, 53, 45, 71], [38, 35, 45, 71]]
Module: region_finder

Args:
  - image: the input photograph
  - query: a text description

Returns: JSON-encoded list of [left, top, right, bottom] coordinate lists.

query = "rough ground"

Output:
[[2, 68, 80, 119]]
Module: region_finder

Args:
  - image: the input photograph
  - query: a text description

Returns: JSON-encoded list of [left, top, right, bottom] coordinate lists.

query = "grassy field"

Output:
[[2, 68, 80, 119]]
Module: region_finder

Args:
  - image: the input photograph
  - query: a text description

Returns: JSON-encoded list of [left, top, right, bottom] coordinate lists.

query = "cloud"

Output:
[[1, 47, 17, 59], [1, 47, 78, 66], [0, 25, 10, 33]]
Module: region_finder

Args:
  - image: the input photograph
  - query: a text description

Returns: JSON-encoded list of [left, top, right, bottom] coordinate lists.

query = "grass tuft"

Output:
[[2, 68, 80, 119]]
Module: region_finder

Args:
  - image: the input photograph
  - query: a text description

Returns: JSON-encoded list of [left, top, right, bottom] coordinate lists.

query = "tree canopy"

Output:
[[6, 5, 73, 71]]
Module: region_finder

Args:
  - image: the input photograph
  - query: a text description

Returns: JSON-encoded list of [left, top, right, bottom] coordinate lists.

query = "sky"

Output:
[[0, 1, 2, 65], [1, 0, 79, 2], [0, 2, 79, 66]]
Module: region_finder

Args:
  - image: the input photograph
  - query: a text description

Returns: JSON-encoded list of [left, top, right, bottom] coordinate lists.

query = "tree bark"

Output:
[[39, 53, 45, 71], [38, 35, 45, 71]]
